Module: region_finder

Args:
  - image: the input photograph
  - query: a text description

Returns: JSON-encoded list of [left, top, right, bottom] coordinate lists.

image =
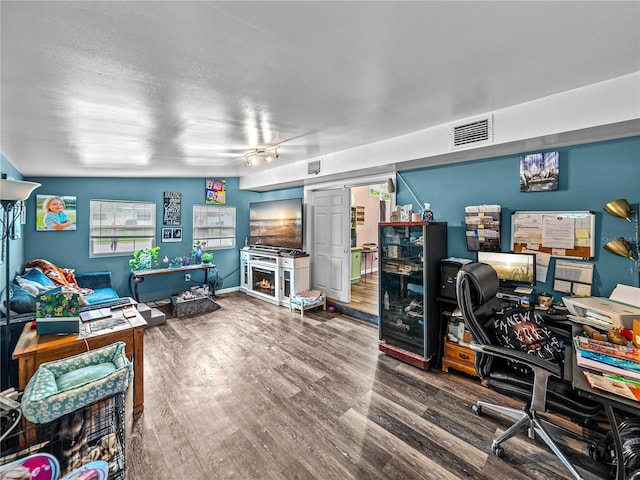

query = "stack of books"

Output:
[[574, 335, 640, 401]]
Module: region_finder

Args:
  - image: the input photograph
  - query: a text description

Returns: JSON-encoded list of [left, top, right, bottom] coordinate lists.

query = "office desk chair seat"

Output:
[[456, 263, 602, 480]]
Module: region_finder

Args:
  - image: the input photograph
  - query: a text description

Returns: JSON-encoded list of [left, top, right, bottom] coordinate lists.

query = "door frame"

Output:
[[304, 171, 396, 303]]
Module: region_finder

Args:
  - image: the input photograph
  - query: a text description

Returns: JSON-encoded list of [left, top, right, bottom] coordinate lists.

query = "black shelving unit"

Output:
[[378, 221, 447, 369]]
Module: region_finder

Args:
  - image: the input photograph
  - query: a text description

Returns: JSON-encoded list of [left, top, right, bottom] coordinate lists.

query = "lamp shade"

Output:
[[604, 198, 632, 222], [604, 237, 636, 261], [0, 179, 41, 201]]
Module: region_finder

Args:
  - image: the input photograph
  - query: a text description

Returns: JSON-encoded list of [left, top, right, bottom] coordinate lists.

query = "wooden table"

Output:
[[12, 306, 147, 414], [129, 263, 215, 301]]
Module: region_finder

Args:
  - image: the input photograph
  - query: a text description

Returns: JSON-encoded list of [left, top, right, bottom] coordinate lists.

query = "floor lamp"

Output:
[[603, 198, 639, 286], [1, 178, 40, 391]]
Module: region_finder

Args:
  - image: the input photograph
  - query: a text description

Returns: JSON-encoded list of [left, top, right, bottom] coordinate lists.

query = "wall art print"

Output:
[[36, 194, 77, 231], [162, 227, 183, 243], [163, 191, 182, 225], [205, 179, 226, 205], [520, 151, 559, 192]]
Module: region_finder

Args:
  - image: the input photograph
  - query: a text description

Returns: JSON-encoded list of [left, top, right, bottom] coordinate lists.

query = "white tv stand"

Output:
[[240, 247, 310, 306]]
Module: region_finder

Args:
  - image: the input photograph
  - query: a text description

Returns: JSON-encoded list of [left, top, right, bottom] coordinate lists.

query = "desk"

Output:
[[570, 325, 640, 480], [12, 306, 147, 415], [129, 263, 214, 301]]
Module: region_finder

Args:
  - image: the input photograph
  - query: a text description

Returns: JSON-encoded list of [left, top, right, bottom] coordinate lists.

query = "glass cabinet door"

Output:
[[379, 224, 426, 356]]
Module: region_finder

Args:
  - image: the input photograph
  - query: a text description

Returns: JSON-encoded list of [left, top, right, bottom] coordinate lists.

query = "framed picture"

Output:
[[520, 151, 559, 192], [205, 179, 226, 205], [163, 191, 181, 225], [36, 195, 77, 231], [162, 227, 183, 243]]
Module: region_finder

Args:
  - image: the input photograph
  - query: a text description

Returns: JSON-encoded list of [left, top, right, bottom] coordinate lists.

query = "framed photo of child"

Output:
[[36, 195, 77, 231]]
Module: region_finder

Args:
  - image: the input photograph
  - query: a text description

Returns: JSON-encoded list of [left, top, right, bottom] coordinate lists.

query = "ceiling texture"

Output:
[[1, 1, 639, 181]]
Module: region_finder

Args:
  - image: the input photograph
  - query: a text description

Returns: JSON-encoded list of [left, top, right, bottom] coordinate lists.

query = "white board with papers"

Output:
[[510, 210, 596, 259]]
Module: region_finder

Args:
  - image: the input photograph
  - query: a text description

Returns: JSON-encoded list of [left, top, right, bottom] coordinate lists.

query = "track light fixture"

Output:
[[243, 145, 281, 166]]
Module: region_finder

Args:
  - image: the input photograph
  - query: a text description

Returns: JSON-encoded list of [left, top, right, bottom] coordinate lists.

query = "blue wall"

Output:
[[395, 136, 640, 299], [16, 176, 302, 302], [2, 136, 637, 304]]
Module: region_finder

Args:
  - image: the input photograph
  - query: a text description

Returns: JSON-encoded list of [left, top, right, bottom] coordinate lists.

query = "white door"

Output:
[[310, 188, 351, 303]]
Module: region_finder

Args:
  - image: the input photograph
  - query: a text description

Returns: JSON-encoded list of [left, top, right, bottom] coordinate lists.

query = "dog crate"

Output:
[[0, 392, 126, 479]]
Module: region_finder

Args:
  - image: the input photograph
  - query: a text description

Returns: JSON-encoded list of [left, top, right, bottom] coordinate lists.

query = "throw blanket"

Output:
[[24, 259, 94, 295]]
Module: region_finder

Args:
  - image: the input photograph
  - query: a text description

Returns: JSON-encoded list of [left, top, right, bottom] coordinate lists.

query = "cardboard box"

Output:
[[36, 287, 81, 335], [36, 287, 81, 318], [36, 317, 80, 335]]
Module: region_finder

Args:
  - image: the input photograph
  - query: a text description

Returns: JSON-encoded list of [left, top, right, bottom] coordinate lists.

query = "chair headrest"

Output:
[[459, 262, 500, 305]]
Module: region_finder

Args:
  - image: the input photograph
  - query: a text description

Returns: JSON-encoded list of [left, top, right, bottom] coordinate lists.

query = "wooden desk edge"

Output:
[[12, 323, 39, 359]]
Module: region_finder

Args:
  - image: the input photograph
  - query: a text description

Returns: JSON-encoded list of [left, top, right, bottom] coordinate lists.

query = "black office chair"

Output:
[[455, 262, 603, 480]]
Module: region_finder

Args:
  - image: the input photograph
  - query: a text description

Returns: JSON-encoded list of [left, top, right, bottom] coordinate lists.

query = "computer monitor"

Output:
[[477, 251, 536, 287]]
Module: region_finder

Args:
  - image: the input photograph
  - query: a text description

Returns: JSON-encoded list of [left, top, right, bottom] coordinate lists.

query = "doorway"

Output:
[[306, 175, 394, 324], [348, 185, 390, 318]]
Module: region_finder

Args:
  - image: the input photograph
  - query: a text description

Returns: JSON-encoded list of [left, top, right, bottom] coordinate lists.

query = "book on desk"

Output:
[[583, 370, 640, 402], [574, 336, 640, 400]]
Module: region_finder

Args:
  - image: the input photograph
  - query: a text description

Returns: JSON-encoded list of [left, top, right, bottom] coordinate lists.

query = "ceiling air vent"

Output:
[[308, 159, 321, 175], [450, 115, 493, 150]]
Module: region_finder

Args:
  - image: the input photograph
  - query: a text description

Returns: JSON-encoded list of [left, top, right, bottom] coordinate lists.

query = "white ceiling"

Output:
[[1, 1, 639, 180]]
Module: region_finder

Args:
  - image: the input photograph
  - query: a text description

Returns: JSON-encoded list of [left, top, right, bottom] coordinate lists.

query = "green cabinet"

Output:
[[351, 247, 362, 283]]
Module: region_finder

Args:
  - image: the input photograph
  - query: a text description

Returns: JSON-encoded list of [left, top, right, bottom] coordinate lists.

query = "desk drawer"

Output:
[[442, 341, 477, 377]]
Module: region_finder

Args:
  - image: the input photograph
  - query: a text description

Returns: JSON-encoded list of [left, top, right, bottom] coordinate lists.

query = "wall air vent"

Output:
[[450, 115, 493, 150], [308, 159, 321, 175]]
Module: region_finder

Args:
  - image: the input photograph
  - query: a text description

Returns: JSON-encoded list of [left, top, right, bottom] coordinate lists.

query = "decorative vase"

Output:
[[140, 253, 152, 270]]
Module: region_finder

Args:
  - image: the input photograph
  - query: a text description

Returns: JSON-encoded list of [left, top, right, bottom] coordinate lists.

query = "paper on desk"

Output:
[[611, 284, 640, 308]]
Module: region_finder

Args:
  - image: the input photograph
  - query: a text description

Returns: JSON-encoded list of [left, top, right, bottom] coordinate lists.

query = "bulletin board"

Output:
[[510, 211, 596, 260]]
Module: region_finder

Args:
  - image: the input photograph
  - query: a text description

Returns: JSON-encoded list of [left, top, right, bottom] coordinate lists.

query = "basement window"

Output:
[[193, 205, 236, 249], [89, 199, 156, 257]]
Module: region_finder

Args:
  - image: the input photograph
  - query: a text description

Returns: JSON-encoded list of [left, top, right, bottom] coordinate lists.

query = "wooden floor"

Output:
[[349, 269, 378, 316], [126, 292, 610, 480]]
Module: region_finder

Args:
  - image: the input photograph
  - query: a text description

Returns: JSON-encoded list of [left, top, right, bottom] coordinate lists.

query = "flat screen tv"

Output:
[[249, 198, 303, 251], [477, 251, 536, 287]]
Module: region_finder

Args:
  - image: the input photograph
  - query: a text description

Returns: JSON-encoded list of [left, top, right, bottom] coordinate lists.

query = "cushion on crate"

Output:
[[290, 290, 324, 308], [21, 342, 132, 424]]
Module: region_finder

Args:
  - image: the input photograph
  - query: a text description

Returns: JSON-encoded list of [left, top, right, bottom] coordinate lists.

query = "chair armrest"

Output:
[[76, 272, 113, 290], [470, 342, 563, 378]]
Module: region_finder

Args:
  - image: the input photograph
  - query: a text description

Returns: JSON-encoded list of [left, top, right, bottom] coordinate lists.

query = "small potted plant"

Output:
[[192, 240, 207, 263], [129, 246, 161, 271], [169, 256, 184, 269], [201, 252, 213, 264]]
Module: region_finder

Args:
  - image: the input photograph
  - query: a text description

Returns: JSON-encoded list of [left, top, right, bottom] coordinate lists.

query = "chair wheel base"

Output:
[[472, 404, 482, 416], [491, 443, 504, 458]]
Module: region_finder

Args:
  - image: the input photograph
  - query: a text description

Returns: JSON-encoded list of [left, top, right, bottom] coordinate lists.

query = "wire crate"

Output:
[[1, 392, 126, 479]]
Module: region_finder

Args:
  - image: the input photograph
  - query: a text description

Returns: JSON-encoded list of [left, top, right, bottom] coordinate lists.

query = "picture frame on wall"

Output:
[[205, 179, 226, 204], [36, 194, 77, 231], [163, 191, 182, 225], [520, 151, 559, 192], [162, 227, 183, 243]]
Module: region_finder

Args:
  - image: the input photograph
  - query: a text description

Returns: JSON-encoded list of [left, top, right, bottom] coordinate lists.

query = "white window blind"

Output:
[[193, 205, 236, 249], [90, 199, 156, 257]]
